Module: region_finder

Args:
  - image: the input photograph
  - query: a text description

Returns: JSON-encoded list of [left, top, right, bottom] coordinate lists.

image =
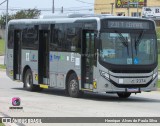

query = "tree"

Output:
[[13, 8, 41, 19], [0, 8, 41, 28], [0, 14, 13, 29]]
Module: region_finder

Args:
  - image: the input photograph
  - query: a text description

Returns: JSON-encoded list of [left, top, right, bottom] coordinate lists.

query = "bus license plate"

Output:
[[130, 78, 146, 84], [127, 88, 139, 92]]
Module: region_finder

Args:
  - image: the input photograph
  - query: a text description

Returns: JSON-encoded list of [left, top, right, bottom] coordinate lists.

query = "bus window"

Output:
[[22, 26, 38, 50], [8, 30, 14, 49], [66, 24, 81, 52], [50, 26, 58, 51], [51, 23, 81, 53]]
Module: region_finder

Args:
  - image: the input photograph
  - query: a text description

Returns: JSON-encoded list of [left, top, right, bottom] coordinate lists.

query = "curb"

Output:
[[0, 69, 6, 72]]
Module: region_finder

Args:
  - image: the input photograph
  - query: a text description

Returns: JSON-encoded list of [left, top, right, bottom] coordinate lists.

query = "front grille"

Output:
[[111, 70, 152, 73]]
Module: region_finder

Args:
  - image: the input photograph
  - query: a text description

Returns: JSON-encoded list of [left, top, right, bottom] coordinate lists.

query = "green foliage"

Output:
[[0, 39, 5, 55], [158, 54, 160, 69], [156, 27, 160, 39], [0, 8, 41, 26], [13, 9, 41, 19], [0, 120, 5, 126], [0, 65, 6, 69], [0, 123, 5, 126], [0, 14, 14, 28], [158, 80, 160, 88]]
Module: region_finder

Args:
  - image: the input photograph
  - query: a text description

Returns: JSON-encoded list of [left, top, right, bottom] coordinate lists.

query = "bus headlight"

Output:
[[153, 72, 158, 79], [99, 70, 110, 80]]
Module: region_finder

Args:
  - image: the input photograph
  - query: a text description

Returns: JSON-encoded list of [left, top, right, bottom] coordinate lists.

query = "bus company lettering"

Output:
[[53, 55, 64, 61]]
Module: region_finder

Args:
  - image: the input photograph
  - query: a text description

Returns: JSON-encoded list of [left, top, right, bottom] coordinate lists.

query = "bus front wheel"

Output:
[[67, 73, 82, 98], [117, 92, 131, 98], [24, 69, 42, 92]]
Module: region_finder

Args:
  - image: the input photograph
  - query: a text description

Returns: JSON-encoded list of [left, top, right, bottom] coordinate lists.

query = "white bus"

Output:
[[6, 14, 158, 98]]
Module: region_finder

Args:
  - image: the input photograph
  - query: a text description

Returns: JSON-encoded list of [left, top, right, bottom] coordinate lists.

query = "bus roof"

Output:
[[8, 14, 155, 25]]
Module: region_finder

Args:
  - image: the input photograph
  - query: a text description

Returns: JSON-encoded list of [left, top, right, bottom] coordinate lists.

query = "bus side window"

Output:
[[22, 26, 38, 50], [66, 24, 81, 52], [50, 28, 58, 51], [8, 30, 14, 49]]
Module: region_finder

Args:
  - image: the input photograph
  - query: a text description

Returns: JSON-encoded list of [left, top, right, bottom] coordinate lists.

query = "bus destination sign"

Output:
[[108, 21, 150, 29]]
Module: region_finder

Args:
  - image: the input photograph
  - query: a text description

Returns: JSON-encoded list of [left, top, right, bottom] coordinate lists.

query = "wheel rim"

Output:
[[26, 73, 32, 88], [69, 79, 78, 93]]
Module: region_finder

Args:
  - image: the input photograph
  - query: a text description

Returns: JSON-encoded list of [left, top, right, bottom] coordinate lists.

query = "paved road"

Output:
[[0, 71, 160, 126], [0, 56, 4, 64]]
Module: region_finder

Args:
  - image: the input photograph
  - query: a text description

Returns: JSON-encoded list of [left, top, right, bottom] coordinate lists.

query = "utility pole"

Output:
[[4, 0, 9, 65], [61, 6, 63, 13], [110, 3, 114, 15], [137, 1, 139, 17], [52, 0, 54, 13], [5, 0, 8, 30], [127, 0, 130, 16]]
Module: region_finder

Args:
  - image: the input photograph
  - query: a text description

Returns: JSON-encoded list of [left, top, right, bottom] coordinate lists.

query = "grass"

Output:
[[0, 121, 5, 126], [156, 27, 160, 40], [0, 39, 5, 56], [0, 64, 6, 69], [158, 80, 160, 88], [0, 123, 5, 126], [158, 54, 160, 70]]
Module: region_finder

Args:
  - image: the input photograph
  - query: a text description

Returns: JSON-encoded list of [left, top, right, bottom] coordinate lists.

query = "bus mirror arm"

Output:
[[94, 38, 100, 66], [95, 38, 100, 50]]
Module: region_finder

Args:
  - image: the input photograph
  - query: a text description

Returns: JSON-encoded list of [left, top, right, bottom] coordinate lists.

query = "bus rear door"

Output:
[[38, 25, 50, 85], [13, 30, 22, 80]]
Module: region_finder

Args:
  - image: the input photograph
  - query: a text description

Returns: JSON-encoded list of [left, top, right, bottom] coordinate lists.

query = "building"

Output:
[[94, 0, 160, 17]]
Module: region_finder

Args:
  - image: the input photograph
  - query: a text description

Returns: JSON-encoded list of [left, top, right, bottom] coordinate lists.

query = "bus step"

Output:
[[84, 83, 93, 89]]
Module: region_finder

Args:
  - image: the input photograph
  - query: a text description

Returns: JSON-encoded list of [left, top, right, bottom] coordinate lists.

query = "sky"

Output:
[[0, 0, 95, 15]]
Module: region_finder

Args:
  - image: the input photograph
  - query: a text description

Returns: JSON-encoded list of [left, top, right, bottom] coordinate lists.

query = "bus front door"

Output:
[[13, 30, 21, 80], [82, 31, 95, 88], [38, 30, 50, 85]]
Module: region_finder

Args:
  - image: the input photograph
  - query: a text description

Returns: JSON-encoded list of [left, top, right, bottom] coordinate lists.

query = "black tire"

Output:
[[67, 73, 83, 98], [24, 69, 43, 92], [117, 92, 131, 98]]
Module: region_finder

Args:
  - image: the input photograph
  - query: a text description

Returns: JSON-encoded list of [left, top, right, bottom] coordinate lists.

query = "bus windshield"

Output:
[[100, 30, 157, 65]]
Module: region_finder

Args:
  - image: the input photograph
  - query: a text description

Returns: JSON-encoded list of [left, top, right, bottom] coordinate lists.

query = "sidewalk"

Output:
[[0, 56, 4, 64]]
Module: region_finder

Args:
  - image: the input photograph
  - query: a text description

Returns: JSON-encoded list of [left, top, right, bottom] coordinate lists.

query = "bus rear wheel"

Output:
[[117, 92, 131, 98], [24, 69, 42, 92], [67, 73, 82, 98]]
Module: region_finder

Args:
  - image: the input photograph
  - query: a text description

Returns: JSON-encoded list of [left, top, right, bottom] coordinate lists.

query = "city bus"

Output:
[[6, 14, 158, 98]]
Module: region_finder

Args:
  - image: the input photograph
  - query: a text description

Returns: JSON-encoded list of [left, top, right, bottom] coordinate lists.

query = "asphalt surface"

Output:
[[0, 56, 160, 126], [0, 71, 160, 126]]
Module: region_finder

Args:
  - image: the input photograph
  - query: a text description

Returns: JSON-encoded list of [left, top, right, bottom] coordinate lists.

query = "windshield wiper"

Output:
[[115, 31, 129, 55], [135, 30, 144, 55]]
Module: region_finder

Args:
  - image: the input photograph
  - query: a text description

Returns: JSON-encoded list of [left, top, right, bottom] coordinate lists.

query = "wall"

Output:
[[94, 0, 160, 16]]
